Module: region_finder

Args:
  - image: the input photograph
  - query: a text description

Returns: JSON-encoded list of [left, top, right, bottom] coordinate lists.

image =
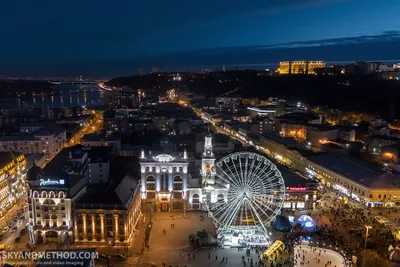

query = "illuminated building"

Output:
[[140, 150, 189, 212], [279, 61, 325, 75], [291, 61, 307, 74], [73, 175, 141, 246], [284, 184, 319, 210], [278, 61, 290, 75], [140, 134, 228, 211], [26, 145, 89, 244], [307, 61, 326, 75], [0, 152, 26, 217]]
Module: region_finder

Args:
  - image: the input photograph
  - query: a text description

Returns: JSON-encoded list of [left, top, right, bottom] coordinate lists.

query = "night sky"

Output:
[[1, 0, 400, 76]]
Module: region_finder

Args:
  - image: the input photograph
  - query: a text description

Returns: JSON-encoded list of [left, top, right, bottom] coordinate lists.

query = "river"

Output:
[[33, 84, 103, 108]]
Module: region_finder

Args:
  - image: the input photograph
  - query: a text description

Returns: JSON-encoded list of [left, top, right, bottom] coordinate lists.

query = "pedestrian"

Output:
[[208, 253, 210, 259], [215, 255, 218, 260]]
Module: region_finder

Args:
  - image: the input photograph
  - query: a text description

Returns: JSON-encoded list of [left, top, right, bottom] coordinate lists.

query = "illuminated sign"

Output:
[[39, 179, 65, 186], [287, 187, 306, 191]]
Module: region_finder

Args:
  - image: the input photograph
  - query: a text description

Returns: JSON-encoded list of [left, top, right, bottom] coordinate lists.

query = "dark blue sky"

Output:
[[1, 0, 400, 76]]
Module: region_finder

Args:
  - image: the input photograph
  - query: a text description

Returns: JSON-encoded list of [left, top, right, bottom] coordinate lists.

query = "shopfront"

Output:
[[284, 186, 319, 210]]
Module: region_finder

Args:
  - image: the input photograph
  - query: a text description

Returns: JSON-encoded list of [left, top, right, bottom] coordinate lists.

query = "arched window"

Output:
[[146, 176, 156, 190], [173, 176, 183, 190], [49, 191, 55, 198], [33, 191, 39, 198], [59, 192, 65, 198], [192, 194, 200, 204], [41, 191, 48, 198]]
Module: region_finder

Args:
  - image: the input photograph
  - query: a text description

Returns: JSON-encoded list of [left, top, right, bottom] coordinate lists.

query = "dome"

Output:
[[26, 165, 44, 181]]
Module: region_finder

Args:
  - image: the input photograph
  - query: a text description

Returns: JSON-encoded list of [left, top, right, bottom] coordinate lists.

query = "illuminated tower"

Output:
[[201, 133, 216, 185]]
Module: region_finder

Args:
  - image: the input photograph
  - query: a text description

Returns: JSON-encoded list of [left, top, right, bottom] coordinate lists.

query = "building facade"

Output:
[[73, 175, 141, 246], [140, 135, 229, 212], [0, 153, 26, 218], [140, 150, 189, 212], [26, 146, 89, 244], [0, 127, 66, 156]]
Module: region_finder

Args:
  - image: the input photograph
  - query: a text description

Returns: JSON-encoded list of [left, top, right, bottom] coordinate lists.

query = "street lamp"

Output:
[[362, 225, 372, 267]]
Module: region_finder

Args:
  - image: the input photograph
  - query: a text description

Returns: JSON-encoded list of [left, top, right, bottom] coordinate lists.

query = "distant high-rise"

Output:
[[221, 65, 226, 72], [279, 60, 325, 75], [278, 61, 290, 74]]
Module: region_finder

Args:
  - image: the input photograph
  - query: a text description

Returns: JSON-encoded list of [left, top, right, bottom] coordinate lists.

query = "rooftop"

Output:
[[43, 145, 86, 179], [308, 152, 400, 188], [276, 112, 319, 123], [0, 152, 17, 167], [81, 133, 120, 142], [76, 174, 138, 208], [262, 133, 298, 147], [85, 146, 111, 163]]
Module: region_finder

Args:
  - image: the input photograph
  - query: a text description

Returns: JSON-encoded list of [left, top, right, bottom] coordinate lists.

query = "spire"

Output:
[[183, 149, 187, 160], [140, 149, 145, 159]]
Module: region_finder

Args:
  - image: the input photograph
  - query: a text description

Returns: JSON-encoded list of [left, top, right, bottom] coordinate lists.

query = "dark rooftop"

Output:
[[262, 133, 298, 147], [85, 146, 111, 163], [308, 152, 400, 188], [0, 152, 16, 167], [43, 145, 86, 183], [76, 175, 138, 208], [276, 112, 319, 123]]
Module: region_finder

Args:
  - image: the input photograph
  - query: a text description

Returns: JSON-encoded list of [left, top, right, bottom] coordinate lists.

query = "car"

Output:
[[0, 234, 4, 240], [14, 236, 21, 243], [11, 226, 18, 233], [2, 227, 9, 234], [109, 254, 125, 260], [18, 216, 25, 222], [19, 229, 26, 236]]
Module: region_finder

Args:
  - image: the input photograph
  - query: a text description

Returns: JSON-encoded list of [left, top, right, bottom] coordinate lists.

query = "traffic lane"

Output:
[[3, 209, 28, 247]]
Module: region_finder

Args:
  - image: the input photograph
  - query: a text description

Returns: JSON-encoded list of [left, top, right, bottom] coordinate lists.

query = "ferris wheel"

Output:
[[204, 152, 285, 235]]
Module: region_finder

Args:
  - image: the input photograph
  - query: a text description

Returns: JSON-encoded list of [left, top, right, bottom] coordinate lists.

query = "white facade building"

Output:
[[140, 134, 228, 212]]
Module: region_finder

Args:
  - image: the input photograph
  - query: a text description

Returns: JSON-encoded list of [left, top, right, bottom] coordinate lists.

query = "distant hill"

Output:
[[106, 71, 400, 119]]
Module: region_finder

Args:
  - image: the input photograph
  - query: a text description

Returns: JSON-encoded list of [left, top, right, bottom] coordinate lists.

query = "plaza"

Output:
[[144, 211, 265, 267]]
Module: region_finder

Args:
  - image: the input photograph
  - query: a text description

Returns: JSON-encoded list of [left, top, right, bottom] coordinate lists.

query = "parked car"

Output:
[[19, 229, 26, 236], [14, 236, 21, 243], [0, 234, 4, 240], [11, 226, 18, 233], [109, 254, 125, 260], [18, 216, 25, 222]]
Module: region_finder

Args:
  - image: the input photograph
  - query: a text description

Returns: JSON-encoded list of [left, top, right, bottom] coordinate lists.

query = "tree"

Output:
[[358, 250, 391, 267]]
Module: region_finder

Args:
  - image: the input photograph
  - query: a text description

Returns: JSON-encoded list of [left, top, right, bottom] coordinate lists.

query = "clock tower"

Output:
[[201, 133, 216, 185]]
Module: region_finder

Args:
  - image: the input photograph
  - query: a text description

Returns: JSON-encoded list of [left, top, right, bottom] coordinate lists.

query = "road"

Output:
[[1, 207, 29, 250], [67, 110, 103, 147]]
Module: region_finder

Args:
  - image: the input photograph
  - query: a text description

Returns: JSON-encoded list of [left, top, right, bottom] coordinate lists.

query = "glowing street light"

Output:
[[362, 225, 372, 267]]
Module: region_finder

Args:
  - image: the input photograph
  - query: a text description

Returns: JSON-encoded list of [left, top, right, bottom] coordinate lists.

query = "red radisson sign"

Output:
[[287, 187, 306, 191]]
